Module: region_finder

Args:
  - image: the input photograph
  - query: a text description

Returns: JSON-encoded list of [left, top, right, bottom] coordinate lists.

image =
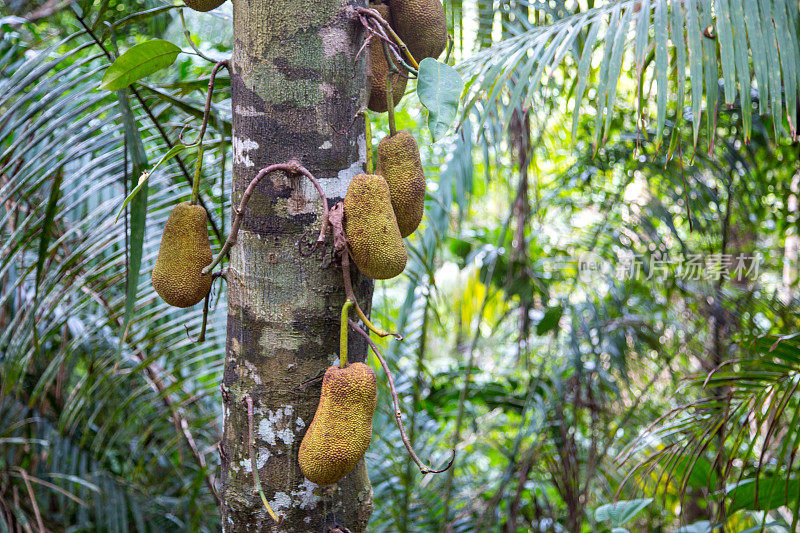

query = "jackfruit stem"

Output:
[[348, 318, 456, 475], [341, 250, 403, 340], [190, 143, 203, 205], [361, 110, 373, 174], [188, 60, 228, 205], [202, 162, 330, 275], [184, 290, 211, 342], [385, 71, 397, 136], [245, 396, 281, 523], [357, 6, 420, 70], [444, 34, 454, 64], [340, 299, 354, 368]]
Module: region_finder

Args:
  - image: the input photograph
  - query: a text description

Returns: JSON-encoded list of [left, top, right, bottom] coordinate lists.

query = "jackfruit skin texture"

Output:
[[343, 174, 407, 280], [375, 129, 426, 237], [183, 0, 226, 12], [388, 0, 447, 62], [152, 202, 213, 308], [368, 3, 409, 113], [298, 362, 378, 485]]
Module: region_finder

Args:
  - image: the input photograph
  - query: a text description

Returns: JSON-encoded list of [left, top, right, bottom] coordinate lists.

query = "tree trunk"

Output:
[[220, 1, 373, 531]]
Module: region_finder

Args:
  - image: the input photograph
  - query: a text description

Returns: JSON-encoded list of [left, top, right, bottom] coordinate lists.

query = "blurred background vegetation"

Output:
[[2, 0, 800, 531]]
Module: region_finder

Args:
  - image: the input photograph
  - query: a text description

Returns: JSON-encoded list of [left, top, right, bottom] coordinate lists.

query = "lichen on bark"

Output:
[[220, 1, 373, 531]]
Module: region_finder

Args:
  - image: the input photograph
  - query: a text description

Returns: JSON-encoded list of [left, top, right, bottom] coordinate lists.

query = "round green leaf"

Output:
[[417, 58, 464, 141]]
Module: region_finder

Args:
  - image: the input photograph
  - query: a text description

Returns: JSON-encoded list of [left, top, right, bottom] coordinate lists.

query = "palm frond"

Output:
[[458, 0, 800, 150]]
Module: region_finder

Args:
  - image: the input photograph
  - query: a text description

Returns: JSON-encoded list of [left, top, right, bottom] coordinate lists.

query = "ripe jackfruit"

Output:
[[375, 129, 426, 237], [388, 0, 447, 62], [152, 202, 213, 308], [343, 174, 407, 279], [368, 3, 408, 113], [183, 0, 226, 12], [298, 362, 378, 485]]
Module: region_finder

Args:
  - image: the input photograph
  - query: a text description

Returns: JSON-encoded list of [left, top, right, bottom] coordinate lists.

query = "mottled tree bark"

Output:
[[220, 1, 373, 531]]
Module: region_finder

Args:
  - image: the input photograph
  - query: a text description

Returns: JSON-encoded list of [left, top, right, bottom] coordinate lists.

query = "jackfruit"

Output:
[[298, 362, 378, 485], [152, 202, 213, 308], [368, 3, 408, 113], [388, 0, 447, 62], [183, 0, 226, 12], [375, 129, 425, 237], [343, 174, 407, 280]]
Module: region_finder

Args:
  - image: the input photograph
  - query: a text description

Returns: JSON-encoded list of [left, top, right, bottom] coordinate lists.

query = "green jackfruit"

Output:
[[152, 202, 213, 308], [368, 3, 408, 113], [388, 0, 447, 62], [375, 129, 426, 237], [298, 362, 378, 485], [343, 174, 407, 280], [183, 0, 226, 12]]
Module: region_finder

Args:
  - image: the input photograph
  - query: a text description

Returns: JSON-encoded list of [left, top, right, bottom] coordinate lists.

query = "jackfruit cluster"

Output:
[[183, 0, 226, 12], [343, 173, 408, 280], [298, 362, 378, 485], [151, 202, 213, 308], [368, 3, 408, 113]]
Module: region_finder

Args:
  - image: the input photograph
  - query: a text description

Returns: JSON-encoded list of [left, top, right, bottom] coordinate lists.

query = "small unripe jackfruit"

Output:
[[152, 202, 213, 308], [183, 0, 226, 12], [388, 0, 447, 62], [375, 129, 426, 237], [368, 3, 408, 113], [344, 174, 407, 279], [299, 362, 378, 485]]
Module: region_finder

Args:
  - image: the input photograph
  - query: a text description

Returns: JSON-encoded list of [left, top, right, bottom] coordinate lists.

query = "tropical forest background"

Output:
[[2, 0, 800, 531]]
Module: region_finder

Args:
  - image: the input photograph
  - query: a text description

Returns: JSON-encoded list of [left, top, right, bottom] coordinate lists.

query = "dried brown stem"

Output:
[[184, 60, 229, 147], [348, 319, 454, 475], [202, 162, 329, 275], [184, 289, 211, 343], [341, 251, 402, 340], [76, 284, 220, 504], [245, 397, 280, 523]]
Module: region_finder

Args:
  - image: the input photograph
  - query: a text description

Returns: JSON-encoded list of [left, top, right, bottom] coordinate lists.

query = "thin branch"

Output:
[[348, 319, 454, 475], [18, 468, 44, 532], [245, 397, 281, 523], [341, 250, 402, 340], [184, 60, 229, 148], [184, 289, 211, 343], [202, 161, 329, 275], [75, 284, 221, 505], [24, 0, 77, 20], [179, 10, 220, 64]]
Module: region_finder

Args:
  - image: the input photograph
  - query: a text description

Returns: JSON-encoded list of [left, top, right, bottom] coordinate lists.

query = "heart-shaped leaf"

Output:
[[100, 39, 181, 91], [417, 58, 463, 141]]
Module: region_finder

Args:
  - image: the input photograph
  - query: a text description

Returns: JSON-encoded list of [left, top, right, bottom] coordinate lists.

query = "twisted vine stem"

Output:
[[348, 319, 455, 476], [341, 250, 402, 340], [188, 59, 229, 206], [202, 162, 329, 275]]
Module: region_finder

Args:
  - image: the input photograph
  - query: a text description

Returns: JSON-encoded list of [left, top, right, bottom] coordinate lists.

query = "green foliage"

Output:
[[2, 0, 800, 532], [100, 39, 181, 91], [416, 58, 463, 140]]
